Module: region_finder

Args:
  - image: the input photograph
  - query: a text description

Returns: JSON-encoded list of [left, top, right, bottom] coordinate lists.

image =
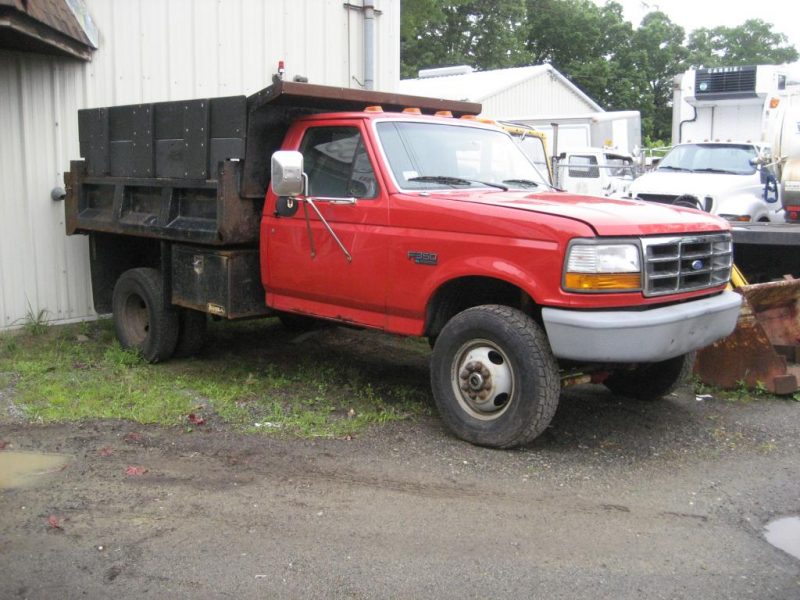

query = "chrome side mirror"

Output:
[[271, 151, 305, 197]]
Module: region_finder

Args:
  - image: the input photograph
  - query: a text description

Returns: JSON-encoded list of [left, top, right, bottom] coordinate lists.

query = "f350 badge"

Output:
[[408, 251, 438, 266]]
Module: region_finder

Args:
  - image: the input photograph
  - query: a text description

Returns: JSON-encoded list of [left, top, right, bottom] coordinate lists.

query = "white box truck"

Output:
[[630, 65, 797, 222]]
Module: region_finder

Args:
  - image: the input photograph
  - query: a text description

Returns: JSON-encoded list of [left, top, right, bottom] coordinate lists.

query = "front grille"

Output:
[[636, 193, 679, 204], [642, 233, 732, 297], [637, 193, 713, 212]]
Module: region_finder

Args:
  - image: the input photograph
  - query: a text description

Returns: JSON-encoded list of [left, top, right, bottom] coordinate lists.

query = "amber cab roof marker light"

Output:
[[434, 110, 453, 118], [364, 105, 383, 113], [402, 107, 422, 114]]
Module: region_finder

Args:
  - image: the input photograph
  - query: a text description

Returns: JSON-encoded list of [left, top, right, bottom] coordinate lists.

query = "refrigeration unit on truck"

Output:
[[631, 65, 796, 222], [63, 80, 741, 448]]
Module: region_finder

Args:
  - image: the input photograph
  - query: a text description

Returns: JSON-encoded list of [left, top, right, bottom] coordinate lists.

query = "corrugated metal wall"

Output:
[[482, 74, 599, 118], [0, 0, 400, 331]]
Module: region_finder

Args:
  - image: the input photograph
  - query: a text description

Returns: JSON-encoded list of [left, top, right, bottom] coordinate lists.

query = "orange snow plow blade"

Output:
[[695, 272, 800, 394]]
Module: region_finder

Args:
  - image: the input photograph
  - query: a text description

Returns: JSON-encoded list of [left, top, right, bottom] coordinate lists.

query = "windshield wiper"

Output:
[[657, 165, 690, 172], [502, 178, 540, 189], [408, 175, 509, 191], [691, 167, 739, 174]]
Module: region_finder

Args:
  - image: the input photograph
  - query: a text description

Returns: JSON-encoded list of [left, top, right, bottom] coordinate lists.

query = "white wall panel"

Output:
[[0, 0, 399, 331], [483, 75, 599, 118], [0, 56, 26, 329]]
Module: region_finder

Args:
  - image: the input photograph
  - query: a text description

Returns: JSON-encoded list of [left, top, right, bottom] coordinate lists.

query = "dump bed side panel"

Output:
[[78, 96, 246, 180]]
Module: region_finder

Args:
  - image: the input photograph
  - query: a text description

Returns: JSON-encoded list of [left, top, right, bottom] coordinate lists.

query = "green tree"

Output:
[[626, 11, 688, 141], [687, 19, 799, 67], [400, 1, 799, 141], [400, 0, 527, 78]]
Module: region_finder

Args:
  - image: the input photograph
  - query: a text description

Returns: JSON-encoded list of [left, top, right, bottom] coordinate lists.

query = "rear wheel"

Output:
[[430, 305, 560, 448], [604, 352, 695, 400], [112, 268, 179, 363]]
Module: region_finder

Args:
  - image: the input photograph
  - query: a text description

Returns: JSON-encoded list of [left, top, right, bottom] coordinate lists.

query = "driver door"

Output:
[[263, 121, 390, 329]]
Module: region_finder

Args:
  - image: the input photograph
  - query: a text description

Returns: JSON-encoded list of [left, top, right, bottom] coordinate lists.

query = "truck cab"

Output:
[[629, 141, 783, 222], [556, 147, 636, 199]]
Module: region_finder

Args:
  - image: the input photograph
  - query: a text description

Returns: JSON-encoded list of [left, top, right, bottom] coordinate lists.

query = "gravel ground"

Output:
[[1, 329, 799, 599]]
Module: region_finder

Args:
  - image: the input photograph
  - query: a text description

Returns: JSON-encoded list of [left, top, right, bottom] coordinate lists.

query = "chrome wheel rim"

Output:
[[122, 293, 150, 346], [450, 339, 514, 420]]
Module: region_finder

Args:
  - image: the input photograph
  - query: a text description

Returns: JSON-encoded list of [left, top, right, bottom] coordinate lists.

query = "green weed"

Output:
[[22, 304, 49, 336], [103, 343, 144, 367], [0, 336, 18, 357]]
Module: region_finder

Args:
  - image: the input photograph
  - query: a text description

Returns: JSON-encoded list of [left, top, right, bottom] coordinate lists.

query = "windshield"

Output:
[[606, 156, 635, 179], [658, 143, 757, 175], [515, 135, 553, 185], [376, 121, 549, 190]]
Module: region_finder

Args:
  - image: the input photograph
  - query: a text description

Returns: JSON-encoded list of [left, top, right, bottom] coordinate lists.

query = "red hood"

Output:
[[427, 189, 731, 236]]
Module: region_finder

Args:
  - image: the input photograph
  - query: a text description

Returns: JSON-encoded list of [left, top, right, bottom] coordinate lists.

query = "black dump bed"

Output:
[[65, 81, 481, 246]]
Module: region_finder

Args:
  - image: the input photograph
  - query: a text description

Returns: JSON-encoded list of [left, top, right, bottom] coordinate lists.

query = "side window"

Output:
[[299, 126, 378, 198], [567, 154, 599, 179]]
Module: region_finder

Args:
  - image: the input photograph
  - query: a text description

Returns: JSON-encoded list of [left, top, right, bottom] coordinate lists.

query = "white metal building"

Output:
[[399, 64, 602, 119], [0, 0, 400, 331]]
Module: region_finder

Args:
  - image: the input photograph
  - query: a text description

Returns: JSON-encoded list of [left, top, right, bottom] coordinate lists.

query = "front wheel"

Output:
[[603, 352, 695, 400], [430, 305, 560, 448], [112, 268, 179, 363]]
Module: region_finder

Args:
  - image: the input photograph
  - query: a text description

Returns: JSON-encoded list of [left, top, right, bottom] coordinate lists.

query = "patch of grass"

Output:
[[0, 371, 13, 389], [0, 336, 18, 358], [22, 304, 49, 336], [0, 318, 432, 437], [693, 376, 787, 403], [691, 375, 716, 396], [103, 343, 144, 367], [757, 441, 777, 454]]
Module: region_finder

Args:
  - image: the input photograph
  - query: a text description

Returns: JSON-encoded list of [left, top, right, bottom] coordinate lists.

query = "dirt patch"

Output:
[[3, 322, 800, 597], [2, 386, 800, 598], [0, 372, 25, 422]]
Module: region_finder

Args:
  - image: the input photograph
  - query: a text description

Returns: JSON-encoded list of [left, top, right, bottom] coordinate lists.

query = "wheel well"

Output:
[[424, 276, 537, 339], [89, 233, 161, 313]]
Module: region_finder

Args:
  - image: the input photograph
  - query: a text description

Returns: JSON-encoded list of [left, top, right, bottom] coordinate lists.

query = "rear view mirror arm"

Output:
[[302, 196, 353, 263]]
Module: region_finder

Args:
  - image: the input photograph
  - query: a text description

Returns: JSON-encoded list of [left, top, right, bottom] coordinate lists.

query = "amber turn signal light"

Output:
[[564, 273, 641, 291]]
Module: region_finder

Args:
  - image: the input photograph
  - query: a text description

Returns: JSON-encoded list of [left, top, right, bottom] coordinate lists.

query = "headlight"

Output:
[[719, 214, 751, 222], [564, 242, 641, 292]]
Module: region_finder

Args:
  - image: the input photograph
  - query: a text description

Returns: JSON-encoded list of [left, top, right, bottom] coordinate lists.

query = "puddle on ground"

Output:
[[0, 451, 68, 490], [764, 516, 800, 560]]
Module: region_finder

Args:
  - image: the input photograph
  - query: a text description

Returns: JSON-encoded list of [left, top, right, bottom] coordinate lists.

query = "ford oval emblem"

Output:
[[691, 259, 704, 271]]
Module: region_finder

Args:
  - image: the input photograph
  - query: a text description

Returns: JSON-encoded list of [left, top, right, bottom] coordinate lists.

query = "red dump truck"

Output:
[[64, 81, 741, 448]]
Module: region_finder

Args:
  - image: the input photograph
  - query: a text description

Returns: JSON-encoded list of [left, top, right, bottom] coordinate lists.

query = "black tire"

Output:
[[112, 268, 179, 363], [174, 309, 207, 358], [604, 352, 695, 401], [430, 305, 560, 448]]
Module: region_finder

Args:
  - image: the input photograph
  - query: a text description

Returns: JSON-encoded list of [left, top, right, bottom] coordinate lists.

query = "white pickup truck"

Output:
[[557, 147, 637, 199]]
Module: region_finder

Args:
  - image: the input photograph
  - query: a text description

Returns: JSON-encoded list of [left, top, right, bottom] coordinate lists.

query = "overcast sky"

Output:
[[593, 0, 800, 53]]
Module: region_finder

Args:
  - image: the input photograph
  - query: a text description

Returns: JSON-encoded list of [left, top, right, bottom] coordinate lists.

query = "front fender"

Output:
[[714, 193, 778, 222]]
